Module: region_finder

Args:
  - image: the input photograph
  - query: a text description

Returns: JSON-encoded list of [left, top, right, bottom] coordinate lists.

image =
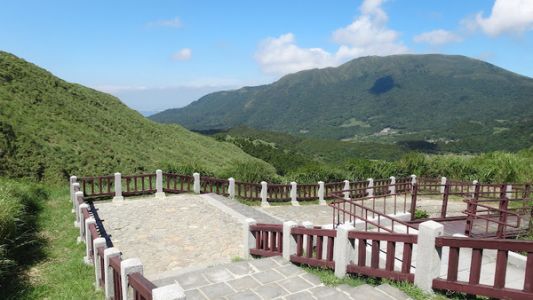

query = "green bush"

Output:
[[287, 164, 347, 183], [414, 209, 430, 219], [219, 161, 279, 183]]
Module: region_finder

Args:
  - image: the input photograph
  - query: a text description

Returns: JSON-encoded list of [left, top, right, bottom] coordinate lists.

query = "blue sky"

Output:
[[1, 0, 532, 112]]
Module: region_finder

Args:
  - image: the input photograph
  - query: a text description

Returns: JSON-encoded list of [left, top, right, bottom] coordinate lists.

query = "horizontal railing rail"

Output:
[[129, 272, 157, 300], [79, 175, 115, 198], [162, 173, 193, 193]]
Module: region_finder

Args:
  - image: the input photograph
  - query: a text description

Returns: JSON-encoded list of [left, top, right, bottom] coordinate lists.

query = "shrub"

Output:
[[219, 161, 279, 183], [414, 209, 429, 219]]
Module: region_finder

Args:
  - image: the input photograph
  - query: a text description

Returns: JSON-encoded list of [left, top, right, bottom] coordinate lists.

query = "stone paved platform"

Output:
[[153, 256, 411, 300]]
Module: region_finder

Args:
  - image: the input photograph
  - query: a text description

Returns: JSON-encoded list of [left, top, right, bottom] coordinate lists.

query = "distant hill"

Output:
[[0, 51, 274, 182], [151, 54, 533, 153]]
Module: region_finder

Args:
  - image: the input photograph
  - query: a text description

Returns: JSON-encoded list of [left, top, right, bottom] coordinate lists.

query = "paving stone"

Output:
[[226, 276, 261, 291], [226, 290, 262, 300], [274, 264, 306, 277], [338, 284, 389, 300], [184, 289, 207, 300], [200, 282, 235, 299], [285, 290, 316, 300], [270, 256, 290, 266], [249, 257, 279, 271], [225, 261, 255, 276], [204, 267, 235, 283], [376, 284, 411, 300], [299, 273, 322, 286], [252, 269, 284, 284], [175, 272, 210, 289], [278, 277, 313, 293], [309, 286, 351, 300]]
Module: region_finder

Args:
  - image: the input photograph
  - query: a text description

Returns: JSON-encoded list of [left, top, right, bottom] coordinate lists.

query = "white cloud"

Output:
[[172, 48, 192, 61], [255, 0, 408, 75], [147, 17, 182, 28], [413, 29, 463, 45], [469, 0, 533, 36]]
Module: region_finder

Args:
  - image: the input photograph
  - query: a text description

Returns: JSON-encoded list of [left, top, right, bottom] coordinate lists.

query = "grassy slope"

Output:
[[0, 51, 274, 183]]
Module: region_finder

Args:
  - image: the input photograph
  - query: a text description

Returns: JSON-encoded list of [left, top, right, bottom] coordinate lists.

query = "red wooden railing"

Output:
[[297, 183, 319, 200], [235, 181, 262, 200], [249, 224, 283, 257], [290, 226, 336, 269], [267, 184, 291, 202], [109, 256, 123, 300], [123, 174, 157, 196], [433, 236, 533, 299], [347, 231, 417, 282], [162, 173, 193, 193], [325, 181, 345, 198], [129, 272, 156, 300], [79, 175, 115, 198], [200, 176, 228, 195]]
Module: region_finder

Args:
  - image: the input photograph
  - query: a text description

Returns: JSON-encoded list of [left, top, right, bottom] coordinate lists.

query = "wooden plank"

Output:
[[432, 279, 533, 299], [468, 248, 483, 285], [447, 247, 459, 281]]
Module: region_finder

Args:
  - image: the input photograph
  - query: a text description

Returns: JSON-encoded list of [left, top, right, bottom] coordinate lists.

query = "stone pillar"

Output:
[[242, 218, 257, 258], [193, 173, 201, 194], [302, 221, 313, 252], [70, 175, 77, 203], [318, 181, 326, 205], [228, 177, 235, 199], [472, 180, 479, 198], [121, 258, 143, 299], [74, 191, 84, 227], [153, 283, 186, 300], [366, 178, 374, 197], [282, 221, 298, 260], [334, 223, 355, 278], [78, 203, 89, 238], [93, 237, 107, 290], [414, 220, 444, 292], [260, 181, 269, 207], [290, 182, 300, 206], [84, 217, 96, 264], [113, 172, 124, 202], [72, 182, 80, 213], [506, 184, 513, 199], [389, 176, 396, 194], [321, 225, 329, 260], [155, 169, 166, 199], [440, 177, 447, 194], [104, 248, 121, 299], [411, 174, 417, 185], [343, 180, 350, 200]]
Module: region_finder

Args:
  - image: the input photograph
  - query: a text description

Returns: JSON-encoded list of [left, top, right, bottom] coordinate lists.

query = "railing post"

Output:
[[104, 247, 121, 299], [228, 177, 235, 199], [471, 180, 478, 198], [411, 174, 417, 186], [282, 221, 298, 260], [366, 178, 374, 197], [153, 283, 186, 300], [318, 181, 326, 205], [440, 177, 447, 194], [242, 218, 257, 258], [121, 258, 143, 299], [497, 184, 510, 238], [343, 180, 350, 200], [72, 182, 80, 214], [389, 176, 396, 194], [113, 172, 124, 202], [78, 203, 89, 239], [260, 181, 269, 207], [410, 183, 418, 221], [302, 221, 313, 253], [70, 175, 77, 202], [290, 181, 300, 206], [440, 182, 450, 219], [193, 172, 201, 194], [506, 184, 513, 200], [84, 217, 96, 265], [334, 223, 355, 278], [464, 182, 480, 237], [155, 169, 166, 199], [93, 237, 107, 290], [74, 191, 84, 227], [414, 220, 444, 292]]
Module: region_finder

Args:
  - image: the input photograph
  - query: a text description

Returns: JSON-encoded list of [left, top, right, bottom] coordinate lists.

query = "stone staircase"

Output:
[[152, 256, 412, 300]]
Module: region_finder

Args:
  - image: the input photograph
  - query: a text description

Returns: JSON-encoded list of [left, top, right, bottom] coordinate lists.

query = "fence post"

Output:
[[242, 218, 257, 258], [366, 178, 374, 197], [72, 182, 80, 213], [104, 247, 121, 299], [471, 180, 478, 198], [334, 223, 355, 278], [440, 182, 450, 219], [84, 217, 96, 265], [411, 174, 417, 186], [506, 184, 513, 199], [70, 175, 77, 202], [93, 237, 107, 290], [440, 177, 447, 194], [260, 181, 269, 207], [290, 182, 300, 206], [74, 191, 84, 227], [155, 169, 166, 199], [153, 283, 186, 300], [389, 176, 396, 194], [343, 180, 350, 200], [121, 258, 144, 299], [78, 203, 89, 240], [318, 181, 326, 205], [414, 220, 444, 292], [193, 173, 201, 194], [409, 183, 418, 221], [282, 221, 298, 260], [113, 172, 124, 202], [228, 177, 235, 199]]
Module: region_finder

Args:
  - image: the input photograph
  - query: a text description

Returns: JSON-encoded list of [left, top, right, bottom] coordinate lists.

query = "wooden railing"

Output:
[[432, 236, 533, 299], [290, 226, 336, 269], [129, 272, 156, 300], [162, 173, 193, 193], [200, 176, 228, 195], [235, 181, 262, 200], [347, 231, 417, 282], [297, 183, 319, 200], [249, 223, 283, 257], [109, 256, 123, 300], [325, 181, 345, 197], [123, 174, 157, 196], [79, 175, 115, 198], [267, 184, 291, 202]]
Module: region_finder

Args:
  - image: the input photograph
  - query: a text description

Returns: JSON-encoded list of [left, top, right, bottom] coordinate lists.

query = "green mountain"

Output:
[[151, 54, 533, 152], [0, 51, 274, 182]]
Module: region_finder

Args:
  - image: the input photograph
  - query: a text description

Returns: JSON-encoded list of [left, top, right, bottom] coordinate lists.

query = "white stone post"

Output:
[[70, 175, 77, 202], [282, 221, 298, 260], [104, 248, 121, 299], [290, 182, 300, 206], [113, 172, 124, 202], [243, 218, 257, 258], [472, 180, 478, 198], [260, 181, 269, 207], [193, 172, 201, 194], [414, 220, 444, 292], [366, 178, 374, 197], [93, 237, 107, 290], [389, 176, 396, 194], [440, 177, 447, 194], [121, 258, 143, 299], [321, 225, 329, 259], [318, 181, 326, 205], [343, 180, 350, 200], [84, 217, 96, 264], [72, 182, 80, 213], [506, 184, 513, 199], [153, 283, 186, 300], [334, 223, 355, 278], [78, 203, 89, 238], [155, 169, 165, 199], [302, 221, 313, 253], [74, 191, 84, 227], [411, 174, 417, 185], [228, 177, 235, 199]]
